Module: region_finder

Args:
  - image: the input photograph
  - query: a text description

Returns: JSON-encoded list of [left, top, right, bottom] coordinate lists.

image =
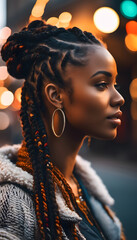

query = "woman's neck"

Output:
[[47, 127, 85, 182]]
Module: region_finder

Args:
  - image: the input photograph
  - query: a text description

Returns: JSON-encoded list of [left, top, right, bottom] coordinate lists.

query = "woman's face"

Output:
[[62, 45, 125, 140]]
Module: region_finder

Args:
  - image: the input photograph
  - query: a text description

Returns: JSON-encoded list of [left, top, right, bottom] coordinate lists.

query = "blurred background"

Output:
[[0, 0, 137, 239]]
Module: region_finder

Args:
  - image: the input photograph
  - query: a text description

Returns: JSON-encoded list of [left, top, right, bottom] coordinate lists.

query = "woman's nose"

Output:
[[110, 88, 125, 107]]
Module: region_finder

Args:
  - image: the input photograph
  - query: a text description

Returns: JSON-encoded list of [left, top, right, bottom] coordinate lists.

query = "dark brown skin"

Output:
[[41, 45, 125, 196]]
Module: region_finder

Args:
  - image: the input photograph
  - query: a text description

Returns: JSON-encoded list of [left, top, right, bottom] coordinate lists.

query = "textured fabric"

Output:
[[0, 183, 40, 240], [0, 143, 124, 240]]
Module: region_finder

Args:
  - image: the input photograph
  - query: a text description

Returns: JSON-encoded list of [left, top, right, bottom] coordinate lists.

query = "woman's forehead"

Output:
[[63, 46, 117, 82]]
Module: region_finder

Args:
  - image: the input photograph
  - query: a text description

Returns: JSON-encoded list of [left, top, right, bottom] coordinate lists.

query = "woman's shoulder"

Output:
[[75, 155, 126, 240], [75, 154, 114, 206], [0, 143, 33, 192], [0, 143, 35, 222], [0, 144, 39, 239]]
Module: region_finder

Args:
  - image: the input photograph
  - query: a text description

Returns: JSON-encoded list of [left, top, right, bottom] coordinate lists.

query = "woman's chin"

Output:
[[93, 130, 117, 141]]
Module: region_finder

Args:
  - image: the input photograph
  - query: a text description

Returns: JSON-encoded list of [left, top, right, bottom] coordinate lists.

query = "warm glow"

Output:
[[46, 17, 59, 26], [0, 86, 7, 96], [11, 88, 22, 111], [58, 22, 70, 28], [93, 7, 120, 33], [0, 112, 10, 130], [129, 78, 137, 101], [0, 66, 9, 80], [0, 80, 4, 87], [0, 87, 8, 109], [131, 101, 137, 120], [1, 90, 14, 106], [0, 26, 11, 40], [11, 97, 21, 111], [31, 5, 44, 17], [126, 21, 137, 35], [15, 88, 22, 103], [29, 15, 42, 23], [31, 0, 50, 18], [59, 12, 72, 23], [35, 0, 49, 6], [125, 34, 137, 51]]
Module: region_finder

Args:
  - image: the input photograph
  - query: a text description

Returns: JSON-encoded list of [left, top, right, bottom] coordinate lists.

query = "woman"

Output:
[[0, 20, 125, 239]]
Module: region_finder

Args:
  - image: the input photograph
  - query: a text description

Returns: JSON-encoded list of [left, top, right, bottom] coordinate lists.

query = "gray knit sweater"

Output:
[[0, 143, 122, 240]]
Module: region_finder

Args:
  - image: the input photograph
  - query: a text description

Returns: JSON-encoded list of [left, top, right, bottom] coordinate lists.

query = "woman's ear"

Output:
[[44, 83, 63, 108]]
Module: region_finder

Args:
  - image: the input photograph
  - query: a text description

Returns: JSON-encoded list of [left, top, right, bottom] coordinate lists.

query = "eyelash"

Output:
[[95, 82, 120, 91], [95, 82, 108, 90]]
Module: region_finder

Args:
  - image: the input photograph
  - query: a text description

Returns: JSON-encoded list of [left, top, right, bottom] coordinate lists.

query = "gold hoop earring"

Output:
[[52, 108, 66, 137]]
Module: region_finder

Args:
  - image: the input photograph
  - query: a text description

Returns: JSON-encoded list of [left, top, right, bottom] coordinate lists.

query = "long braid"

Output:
[[1, 20, 102, 239], [25, 83, 62, 239], [20, 83, 47, 238]]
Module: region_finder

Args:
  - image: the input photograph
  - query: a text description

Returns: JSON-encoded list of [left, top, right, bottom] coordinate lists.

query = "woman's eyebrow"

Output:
[[90, 71, 112, 78]]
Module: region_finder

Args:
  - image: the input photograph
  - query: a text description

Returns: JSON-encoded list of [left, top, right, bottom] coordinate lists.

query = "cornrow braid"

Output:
[[1, 19, 103, 239]]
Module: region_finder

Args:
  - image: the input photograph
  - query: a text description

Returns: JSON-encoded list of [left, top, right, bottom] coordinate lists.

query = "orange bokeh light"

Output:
[[126, 21, 137, 35], [29, 15, 42, 23], [59, 12, 72, 23], [46, 17, 59, 26], [31, 6, 44, 17], [11, 88, 22, 111], [0, 87, 8, 109], [130, 78, 137, 101], [125, 34, 137, 51], [15, 88, 22, 103], [57, 22, 70, 28]]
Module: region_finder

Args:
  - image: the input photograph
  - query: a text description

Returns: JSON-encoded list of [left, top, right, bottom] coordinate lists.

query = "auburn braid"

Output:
[[1, 19, 102, 239], [24, 82, 63, 239], [19, 83, 47, 238]]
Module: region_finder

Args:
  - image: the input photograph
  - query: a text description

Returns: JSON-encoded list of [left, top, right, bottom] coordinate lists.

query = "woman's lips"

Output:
[[106, 111, 122, 126]]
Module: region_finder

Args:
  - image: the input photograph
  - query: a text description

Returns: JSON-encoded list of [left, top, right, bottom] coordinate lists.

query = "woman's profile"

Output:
[[0, 20, 126, 239]]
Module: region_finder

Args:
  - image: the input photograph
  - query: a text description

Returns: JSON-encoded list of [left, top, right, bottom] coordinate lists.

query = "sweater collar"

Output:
[[0, 143, 114, 222]]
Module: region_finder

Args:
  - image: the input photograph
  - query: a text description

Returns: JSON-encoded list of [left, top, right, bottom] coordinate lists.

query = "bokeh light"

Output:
[[120, 0, 137, 19], [131, 101, 137, 120], [93, 7, 120, 33], [0, 112, 10, 130], [125, 34, 137, 51], [0, 80, 4, 87], [129, 78, 137, 101], [29, 15, 42, 23], [0, 87, 7, 97], [15, 88, 21, 103], [0, 26, 11, 41], [31, 0, 50, 19], [59, 12, 72, 23], [31, 5, 44, 17], [11, 88, 22, 111], [1, 90, 14, 106], [0, 66, 9, 80], [46, 17, 59, 26], [126, 21, 137, 35], [58, 21, 70, 28]]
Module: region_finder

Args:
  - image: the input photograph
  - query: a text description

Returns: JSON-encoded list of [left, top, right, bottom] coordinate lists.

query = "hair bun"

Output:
[[1, 20, 56, 79]]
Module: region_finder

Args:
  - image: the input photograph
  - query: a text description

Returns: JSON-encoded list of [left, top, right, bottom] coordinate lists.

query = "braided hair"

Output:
[[1, 20, 102, 239]]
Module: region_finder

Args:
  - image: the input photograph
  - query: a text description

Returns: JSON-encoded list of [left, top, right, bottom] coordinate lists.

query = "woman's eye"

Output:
[[95, 82, 108, 90]]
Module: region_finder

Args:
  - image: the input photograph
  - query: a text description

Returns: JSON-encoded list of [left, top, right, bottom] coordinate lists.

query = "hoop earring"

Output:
[[52, 108, 66, 137]]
